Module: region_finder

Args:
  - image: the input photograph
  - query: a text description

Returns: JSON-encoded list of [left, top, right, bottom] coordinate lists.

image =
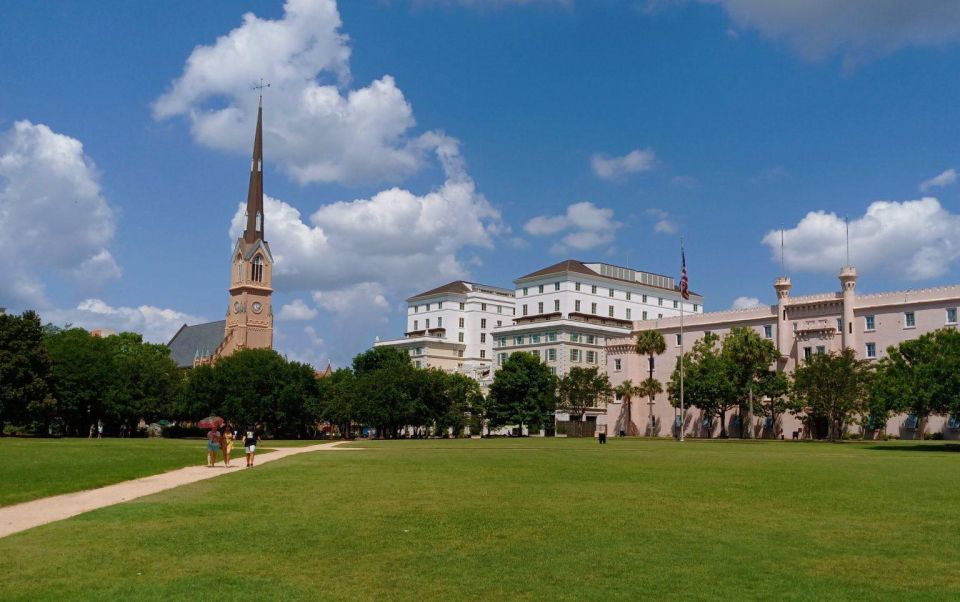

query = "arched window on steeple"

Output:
[[236, 256, 243, 282], [256, 211, 262, 232], [252, 255, 263, 282]]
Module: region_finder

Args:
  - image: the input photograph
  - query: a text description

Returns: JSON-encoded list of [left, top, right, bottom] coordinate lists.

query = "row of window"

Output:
[[499, 332, 604, 347], [520, 283, 698, 312], [496, 348, 599, 366], [413, 301, 511, 314], [412, 317, 504, 331]]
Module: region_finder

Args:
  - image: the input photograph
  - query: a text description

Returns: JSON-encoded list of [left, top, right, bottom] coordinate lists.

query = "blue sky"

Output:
[[3, 0, 960, 367]]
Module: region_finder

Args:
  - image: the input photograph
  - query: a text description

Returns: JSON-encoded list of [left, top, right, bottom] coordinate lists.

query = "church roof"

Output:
[[167, 320, 226, 368]]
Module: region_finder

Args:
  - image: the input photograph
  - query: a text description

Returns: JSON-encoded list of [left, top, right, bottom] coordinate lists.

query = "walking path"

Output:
[[0, 441, 353, 540]]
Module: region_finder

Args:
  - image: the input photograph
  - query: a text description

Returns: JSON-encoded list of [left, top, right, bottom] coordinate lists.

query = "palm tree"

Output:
[[635, 330, 666, 436], [637, 377, 663, 434], [614, 379, 643, 436]]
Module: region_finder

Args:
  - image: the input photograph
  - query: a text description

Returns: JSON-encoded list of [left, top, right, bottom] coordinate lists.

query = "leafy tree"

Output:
[[722, 327, 779, 438], [103, 333, 180, 427], [44, 328, 113, 436], [314, 368, 358, 438], [558, 366, 612, 421], [488, 352, 557, 435], [436, 372, 482, 437], [790, 348, 871, 441], [756, 369, 789, 437], [635, 330, 666, 433], [614, 379, 643, 436], [0, 311, 52, 435], [668, 333, 736, 438]]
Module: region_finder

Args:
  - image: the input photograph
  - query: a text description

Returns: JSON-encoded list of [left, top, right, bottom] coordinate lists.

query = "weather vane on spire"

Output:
[[252, 78, 270, 105]]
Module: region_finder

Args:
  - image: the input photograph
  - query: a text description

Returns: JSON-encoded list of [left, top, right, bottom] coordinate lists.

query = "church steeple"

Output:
[[244, 97, 264, 244]]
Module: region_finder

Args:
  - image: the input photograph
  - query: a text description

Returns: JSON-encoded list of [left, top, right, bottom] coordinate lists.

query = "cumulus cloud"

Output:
[[0, 120, 120, 307], [763, 198, 960, 280], [524, 202, 621, 253], [154, 0, 454, 185], [591, 148, 656, 181], [646, 208, 678, 234], [278, 298, 318, 320], [42, 299, 204, 344], [731, 296, 764, 310], [704, 1, 960, 66], [919, 168, 957, 193]]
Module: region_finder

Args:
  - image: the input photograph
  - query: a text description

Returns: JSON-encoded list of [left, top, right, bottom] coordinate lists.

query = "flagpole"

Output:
[[679, 240, 685, 443]]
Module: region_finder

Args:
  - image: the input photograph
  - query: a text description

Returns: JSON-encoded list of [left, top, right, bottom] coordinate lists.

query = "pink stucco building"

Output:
[[605, 266, 960, 440]]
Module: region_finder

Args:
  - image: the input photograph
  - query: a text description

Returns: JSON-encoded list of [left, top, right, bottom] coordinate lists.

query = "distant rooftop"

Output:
[[515, 259, 701, 297], [408, 280, 514, 302]]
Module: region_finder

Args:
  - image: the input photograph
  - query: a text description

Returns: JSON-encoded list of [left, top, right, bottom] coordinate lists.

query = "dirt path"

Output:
[[0, 441, 353, 539]]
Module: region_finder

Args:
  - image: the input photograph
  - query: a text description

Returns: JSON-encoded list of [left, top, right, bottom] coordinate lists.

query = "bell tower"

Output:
[[219, 97, 274, 357]]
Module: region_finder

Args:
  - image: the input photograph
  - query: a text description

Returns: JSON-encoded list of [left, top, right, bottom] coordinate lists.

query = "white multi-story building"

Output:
[[492, 260, 704, 376], [375, 280, 515, 382]]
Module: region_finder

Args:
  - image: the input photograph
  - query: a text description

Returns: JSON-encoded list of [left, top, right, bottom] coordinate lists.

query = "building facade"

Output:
[[605, 266, 960, 440], [492, 260, 703, 378], [375, 280, 515, 384]]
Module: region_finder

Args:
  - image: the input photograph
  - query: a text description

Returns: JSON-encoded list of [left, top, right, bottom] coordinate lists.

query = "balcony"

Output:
[[404, 328, 446, 339], [513, 311, 562, 325], [793, 319, 837, 340], [567, 312, 633, 329]]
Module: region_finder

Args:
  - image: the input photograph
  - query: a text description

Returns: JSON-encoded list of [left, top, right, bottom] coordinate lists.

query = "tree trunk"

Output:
[[625, 397, 631, 436], [746, 386, 753, 439], [719, 410, 728, 438]]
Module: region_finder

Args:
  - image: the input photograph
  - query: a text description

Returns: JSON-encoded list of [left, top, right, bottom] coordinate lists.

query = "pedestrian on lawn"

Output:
[[206, 426, 221, 467], [97, 421, 103, 439], [221, 424, 235, 467], [244, 426, 260, 467], [88, 424, 95, 439]]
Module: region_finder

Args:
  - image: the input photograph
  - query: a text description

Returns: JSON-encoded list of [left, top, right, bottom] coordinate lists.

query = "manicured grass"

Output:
[[1, 438, 959, 600], [0, 438, 316, 507]]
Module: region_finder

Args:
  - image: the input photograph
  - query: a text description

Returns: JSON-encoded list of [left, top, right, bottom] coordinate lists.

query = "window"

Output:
[[531, 334, 541, 343], [591, 285, 597, 294], [673, 300, 678, 309], [497, 320, 502, 327], [437, 317, 443, 328], [547, 332, 557, 342], [413, 320, 418, 330], [658, 314, 663, 318], [498, 353, 506, 366], [427, 304, 431, 311], [539, 284, 544, 293], [804, 347, 812, 360], [570, 333, 581, 343], [425, 319, 430, 329], [865, 315, 875, 330], [497, 305, 502, 314], [642, 294, 648, 303], [608, 306, 614, 317], [555, 282, 561, 291], [522, 304, 528, 316], [586, 350, 596, 364], [614, 358, 622, 371], [816, 346, 825, 354], [575, 300, 581, 312], [459, 302, 465, 310], [550, 367, 557, 375], [480, 333, 486, 343], [547, 348, 557, 361], [675, 333, 682, 346], [626, 309, 632, 320], [481, 319, 487, 329], [948, 308, 958, 324], [481, 303, 487, 311], [626, 292, 632, 301], [570, 349, 581, 362], [866, 342, 877, 358], [530, 349, 540, 359], [905, 312, 916, 328], [237, 261, 243, 282], [554, 299, 560, 312], [658, 298, 663, 306], [763, 325, 772, 339], [458, 332, 464, 342], [515, 335, 524, 345], [252, 255, 264, 282], [415, 347, 423, 355], [438, 302, 443, 309], [609, 288, 614, 297], [459, 317, 465, 328], [457, 350, 464, 358], [523, 287, 528, 296], [586, 335, 596, 344], [642, 311, 648, 320], [415, 360, 422, 368], [538, 302, 544, 314], [480, 350, 486, 359], [575, 282, 581, 291], [693, 304, 699, 312], [836, 318, 842, 332], [591, 302, 597, 315]]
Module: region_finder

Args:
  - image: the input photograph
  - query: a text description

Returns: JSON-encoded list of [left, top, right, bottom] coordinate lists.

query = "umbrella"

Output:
[[197, 416, 224, 429], [156, 420, 173, 427]]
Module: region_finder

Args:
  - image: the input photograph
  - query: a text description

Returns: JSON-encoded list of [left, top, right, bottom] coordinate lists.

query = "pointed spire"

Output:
[[243, 99, 264, 244]]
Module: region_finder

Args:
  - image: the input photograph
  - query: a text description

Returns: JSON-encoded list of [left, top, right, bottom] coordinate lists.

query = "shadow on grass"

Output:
[[866, 443, 960, 453]]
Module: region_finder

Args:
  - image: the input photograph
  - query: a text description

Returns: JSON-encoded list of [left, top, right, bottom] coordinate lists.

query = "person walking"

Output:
[[243, 427, 260, 467], [206, 426, 221, 467], [221, 425, 235, 468], [97, 421, 103, 439]]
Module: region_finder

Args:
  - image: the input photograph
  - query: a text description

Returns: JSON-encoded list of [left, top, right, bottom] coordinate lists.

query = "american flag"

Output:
[[680, 247, 690, 300]]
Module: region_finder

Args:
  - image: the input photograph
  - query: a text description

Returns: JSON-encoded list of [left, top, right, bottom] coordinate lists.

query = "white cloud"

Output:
[[229, 142, 502, 296], [591, 148, 656, 181], [646, 208, 678, 234], [919, 168, 957, 193], [154, 0, 454, 185], [704, 1, 960, 66], [313, 283, 389, 313], [0, 120, 120, 308], [43, 299, 205, 344], [277, 298, 318, 321], [524, 202, 621, 253], [763, 198, 960, 280], [415, 0, 571, 7], [731, 296, 764, 310]]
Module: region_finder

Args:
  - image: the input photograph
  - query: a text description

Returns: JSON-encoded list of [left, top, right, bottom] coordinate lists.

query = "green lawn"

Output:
[[1, 438, 958, 600], [0, 438, 317, 507]]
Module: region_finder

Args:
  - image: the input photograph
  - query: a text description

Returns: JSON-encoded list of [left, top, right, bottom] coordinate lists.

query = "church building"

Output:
[[168, 99, 274, 367]]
